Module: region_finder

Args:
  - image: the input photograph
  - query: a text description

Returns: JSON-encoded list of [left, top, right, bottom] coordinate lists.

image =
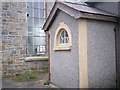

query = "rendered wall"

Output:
[[87, 20, 116, 88], [49, 11, 79, 88]]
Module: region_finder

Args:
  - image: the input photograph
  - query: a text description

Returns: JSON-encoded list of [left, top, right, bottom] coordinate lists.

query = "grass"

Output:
[[3, 66, 49, 82], [15, 71, 40, 82], [15, 75, 26, 82]]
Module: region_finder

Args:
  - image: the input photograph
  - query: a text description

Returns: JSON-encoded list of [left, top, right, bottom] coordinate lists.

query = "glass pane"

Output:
[[34, 18, 45, 28], [34, 37, 40, 45], [64, 37, 68, 43], [39, 19, 45, 27], [34, 18, 39, 27], [28, 33, 33, 36], [34, 9, 39, 17], [28, 36, 33, 45], [40, 10, 45, 18], [28, 26, 33, 32], [28, 17, 34, 26], [27, 45, 34, 55], [34, 2, 38, 8], [34, 37, 45, 45], [65, 31, 68, 37], [59, 30, 69, 44], [27, 2, 32, 8], [39, 30, 45, 36], [34, 28, 40, 35], [27, 8, 33, 17], [60, 36, 63, 44], [38, 2, 45, 9], [39, 46, 45, 52]]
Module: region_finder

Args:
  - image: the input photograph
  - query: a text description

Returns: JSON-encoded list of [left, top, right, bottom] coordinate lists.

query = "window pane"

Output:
[[38, 2, 45, 9], [39, 30, 45, 36], [60, 36, 63, 44], [34, 18, 45, 28], [34, 28, 40, 36], [28, 26, 33, 32], [28, 33, 33, 36], [28, 36, 33, 45], [27, 8, 33, 17], [34, 18, 39, 27], [34, 9, 39, 17], [40, 46, 45, 52], [27, 2, 32, 8], [27, 45, 34, 55], [34, 2, 38, 8], [39, 19, 45, 27], [65, 31, 68, 37], [28, 17, 34, 26], [40, 10, 45, 18], [34, 37, 45, 45], [59, 30, 69, 44], [34, 37, 40, 45]]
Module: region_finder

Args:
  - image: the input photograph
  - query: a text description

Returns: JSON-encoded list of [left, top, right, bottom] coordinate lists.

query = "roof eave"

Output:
[[42, 2, 118, 32], [80, 12, 117, 22]]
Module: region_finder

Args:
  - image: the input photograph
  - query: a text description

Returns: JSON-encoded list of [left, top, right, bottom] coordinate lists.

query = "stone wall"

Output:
[[1, 2, 28, 75], [0, 2, 2, 77], [25, 60, 48, 72]]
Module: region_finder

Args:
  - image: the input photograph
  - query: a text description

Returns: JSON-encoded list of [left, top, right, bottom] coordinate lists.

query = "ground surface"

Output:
[[2, 73, 52, 88], [2, 79, 50, 88]]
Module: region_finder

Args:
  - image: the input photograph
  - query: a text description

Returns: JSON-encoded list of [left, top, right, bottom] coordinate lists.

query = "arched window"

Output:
[[54, 22, 72, 50], [59, 29, 69, 44]]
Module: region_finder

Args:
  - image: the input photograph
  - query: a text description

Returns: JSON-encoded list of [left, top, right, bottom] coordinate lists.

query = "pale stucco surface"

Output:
[[87, 20, 116, 88], [49, 9, 116, 88], [49, 11, 79, 88]]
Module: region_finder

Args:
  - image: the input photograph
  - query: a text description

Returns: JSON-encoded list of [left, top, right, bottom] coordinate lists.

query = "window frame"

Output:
[[59, 29, 69, 44], [53, 22, 72, 51]]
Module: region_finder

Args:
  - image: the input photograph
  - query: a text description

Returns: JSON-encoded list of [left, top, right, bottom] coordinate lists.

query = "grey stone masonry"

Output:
[[0, 2, 2, 78], [1, 2, 28, 75]]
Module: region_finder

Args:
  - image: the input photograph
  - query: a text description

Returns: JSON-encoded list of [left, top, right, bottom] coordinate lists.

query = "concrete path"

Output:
[[2, 78, 51, 88]]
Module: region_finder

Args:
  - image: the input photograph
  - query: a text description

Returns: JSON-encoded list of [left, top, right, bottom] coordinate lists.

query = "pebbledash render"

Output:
[[43, 2, 118, 88]]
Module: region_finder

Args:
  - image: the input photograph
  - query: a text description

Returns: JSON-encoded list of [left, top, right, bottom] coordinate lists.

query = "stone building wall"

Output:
[[1, 1, 54, 75], [1, 2, 28, 75], [0, 2, 2, 77]]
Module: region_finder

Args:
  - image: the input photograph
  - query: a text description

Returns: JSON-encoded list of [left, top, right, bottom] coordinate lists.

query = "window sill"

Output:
[[53, 46, 71, 51]]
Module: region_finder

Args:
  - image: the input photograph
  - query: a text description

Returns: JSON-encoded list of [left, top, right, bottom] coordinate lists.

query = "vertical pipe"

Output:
[[48, 32, 50, 82], [46, 31, 50, 82], [114, 25, 119, 87], [116, 2, 120, 87]]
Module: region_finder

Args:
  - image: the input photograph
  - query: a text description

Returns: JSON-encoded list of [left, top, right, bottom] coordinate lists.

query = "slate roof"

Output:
[[62, 2, 116, 16], [43, 2, 117, 31]]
